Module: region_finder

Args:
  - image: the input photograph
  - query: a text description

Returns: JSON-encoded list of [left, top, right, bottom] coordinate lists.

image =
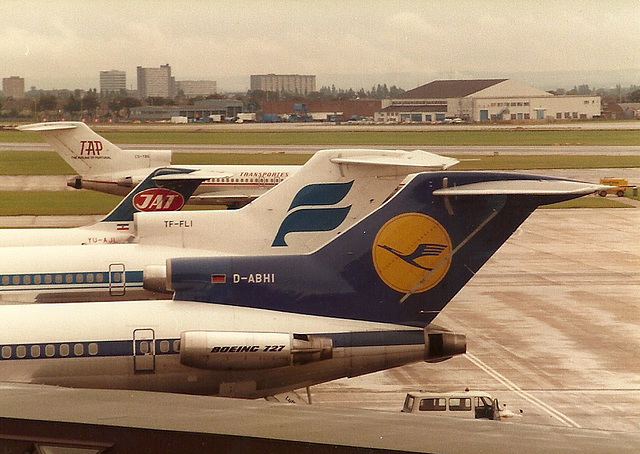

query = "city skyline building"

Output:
[[2, 76, 25, 98], [176, 80, 217, 97], [99, 70, 126, 95], [137, 64, 174, 98], [250, 74, 316, 96]]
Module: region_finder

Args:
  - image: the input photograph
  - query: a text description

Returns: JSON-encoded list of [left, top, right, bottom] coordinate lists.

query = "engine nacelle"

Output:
[[117, 176, 134, 187], [142, 265, 170, 293], [180, 331, 333, 371], [66, 175, 83, 189], [425, 332, 466, 363]]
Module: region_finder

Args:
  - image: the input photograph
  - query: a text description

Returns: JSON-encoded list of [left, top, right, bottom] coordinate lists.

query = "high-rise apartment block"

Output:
[[137, 64, 174, 98], [176, 80, 217, 97], [2, 76, 25, 98], [99, 70, 126, 95], [250, 74, 316, 95]]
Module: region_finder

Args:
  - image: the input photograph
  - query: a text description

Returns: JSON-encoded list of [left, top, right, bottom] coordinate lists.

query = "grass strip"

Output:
[[0, 191, 121, 215], [2, 151, 639, 175], [2, 128, 639, 146]]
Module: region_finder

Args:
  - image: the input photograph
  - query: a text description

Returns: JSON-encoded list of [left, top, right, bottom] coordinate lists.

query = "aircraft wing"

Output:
[[433, 179, 605, 196], [330, 149, 459, 170]]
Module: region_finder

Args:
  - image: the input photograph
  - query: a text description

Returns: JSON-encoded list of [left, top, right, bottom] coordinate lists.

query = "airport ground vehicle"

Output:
[[402, 391, 505, 420], [598, 177, 633, 197]]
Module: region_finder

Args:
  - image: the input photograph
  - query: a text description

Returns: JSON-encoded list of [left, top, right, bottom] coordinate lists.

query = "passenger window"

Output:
[[96, 273, 104, 283], [12, 276, 20, 285], [449, 398, 471, 411], [86, 273, 94, 283], [2, 346, 11, 359], [74, 344, 84, 356], [59, 344, 69, 357], [34, 275, 42, 285], [88, 343, 98, 355], [65, 274, 73, 284], [173, 340, 181, 352], [31, 345, 40, 358], [1, 276, 8, 285], [76, 274, 84, 284], [16, 345, 26, 358], [160, 340, 170, 353], [23, 275, 31, 285], [419, 398, 446, 411], [55, 274, 63, 284], [44, 275, 53, 284], [45, 344, 55, 357]]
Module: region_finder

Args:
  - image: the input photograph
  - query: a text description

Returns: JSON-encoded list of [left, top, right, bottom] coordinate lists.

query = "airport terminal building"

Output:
[[375, 79, 601, 123]]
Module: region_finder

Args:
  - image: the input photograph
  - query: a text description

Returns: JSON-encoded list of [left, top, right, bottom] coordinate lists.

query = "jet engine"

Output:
[[424, 332, 466, 363], [180, 331, 333, 370]]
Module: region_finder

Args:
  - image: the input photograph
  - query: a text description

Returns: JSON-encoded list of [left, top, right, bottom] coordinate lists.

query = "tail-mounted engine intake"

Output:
[[143, 265, 170, 294], [425, 331, 466, 363], [180, 331, 333, 371], [66, 175, 83, 189]]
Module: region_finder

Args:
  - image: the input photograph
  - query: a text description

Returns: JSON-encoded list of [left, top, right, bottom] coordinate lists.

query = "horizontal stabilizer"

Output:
[[152, 169, 233, 181], [189, 194, 256, 206], [17, 122, 78, 132], [330, 149, 459, 170], [433, 179, 604, 196]]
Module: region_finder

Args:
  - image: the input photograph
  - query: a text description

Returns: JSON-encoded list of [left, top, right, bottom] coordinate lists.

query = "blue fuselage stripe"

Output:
[[0, 330, 424, 362], [0, 270, 144, 290]]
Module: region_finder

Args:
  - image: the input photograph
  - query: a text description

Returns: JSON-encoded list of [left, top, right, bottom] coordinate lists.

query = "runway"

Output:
[[311, 207, 640, 433]]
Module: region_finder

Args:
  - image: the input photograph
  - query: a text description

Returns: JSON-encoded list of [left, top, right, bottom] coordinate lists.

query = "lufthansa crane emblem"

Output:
[[372, 213, 452, 293]]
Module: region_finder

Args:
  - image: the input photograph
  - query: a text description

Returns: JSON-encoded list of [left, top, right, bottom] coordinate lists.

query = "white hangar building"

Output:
[[375, 79, 601, 123]]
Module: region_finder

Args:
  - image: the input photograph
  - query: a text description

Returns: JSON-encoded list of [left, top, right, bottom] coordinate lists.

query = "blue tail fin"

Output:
[[168, 171, 601, 326], [101, 167, 205, 223]]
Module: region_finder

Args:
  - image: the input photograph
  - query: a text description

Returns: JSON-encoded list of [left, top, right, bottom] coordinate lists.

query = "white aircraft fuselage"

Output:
[[0, 300, 431, 398], [77, 164, 298, 207]]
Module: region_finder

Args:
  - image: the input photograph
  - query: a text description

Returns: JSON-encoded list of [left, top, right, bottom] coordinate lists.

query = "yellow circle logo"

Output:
[[372, 213, 452, 293]]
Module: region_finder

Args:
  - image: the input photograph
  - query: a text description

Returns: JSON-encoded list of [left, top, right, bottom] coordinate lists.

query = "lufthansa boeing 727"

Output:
[[0, 170, 601, 397]]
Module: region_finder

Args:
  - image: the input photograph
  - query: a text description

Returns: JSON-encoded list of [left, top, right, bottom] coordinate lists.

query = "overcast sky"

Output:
[[1, 0, 638, 92]]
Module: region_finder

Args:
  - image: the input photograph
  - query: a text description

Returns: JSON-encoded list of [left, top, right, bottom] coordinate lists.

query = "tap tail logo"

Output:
[[272, 181, 353, 247], [373, 213, 452, 293]]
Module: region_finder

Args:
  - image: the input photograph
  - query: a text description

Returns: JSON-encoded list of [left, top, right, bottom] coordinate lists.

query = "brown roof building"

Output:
[[377, 79, 601, 123]]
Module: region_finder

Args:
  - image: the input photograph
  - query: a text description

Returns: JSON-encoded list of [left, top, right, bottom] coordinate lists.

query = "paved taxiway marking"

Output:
[[465, 352, 582, 428]]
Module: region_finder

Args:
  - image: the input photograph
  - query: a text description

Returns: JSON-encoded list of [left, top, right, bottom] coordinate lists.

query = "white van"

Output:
[[402, 391, 504, 420]]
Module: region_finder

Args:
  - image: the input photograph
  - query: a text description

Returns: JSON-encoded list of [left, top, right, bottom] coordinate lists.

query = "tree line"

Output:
[[1, 83, 639, 122]]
